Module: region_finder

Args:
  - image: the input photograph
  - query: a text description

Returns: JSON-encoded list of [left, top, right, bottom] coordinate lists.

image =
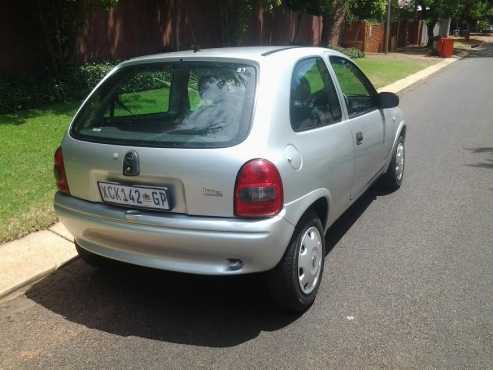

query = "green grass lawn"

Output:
[[0, 102, 77, 243], [356, 54, 439, 89], [0, 55, 438, 244], [117, 88, 170, 116]]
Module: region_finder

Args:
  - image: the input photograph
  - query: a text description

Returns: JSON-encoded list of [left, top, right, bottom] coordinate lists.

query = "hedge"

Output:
[[0, 62, 116, 114], [330, 46, 366, 59]]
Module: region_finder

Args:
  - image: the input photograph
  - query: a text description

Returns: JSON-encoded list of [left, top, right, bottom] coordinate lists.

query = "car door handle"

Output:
[[356, 131, 364, 145]]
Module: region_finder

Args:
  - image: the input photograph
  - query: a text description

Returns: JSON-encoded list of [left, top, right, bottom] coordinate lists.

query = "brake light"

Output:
[[54, 146, 70, 194], [234, 159, 283, 218]]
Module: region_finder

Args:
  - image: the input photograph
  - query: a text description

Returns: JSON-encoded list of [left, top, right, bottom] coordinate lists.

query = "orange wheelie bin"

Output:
[[438, 37, 454, 58]]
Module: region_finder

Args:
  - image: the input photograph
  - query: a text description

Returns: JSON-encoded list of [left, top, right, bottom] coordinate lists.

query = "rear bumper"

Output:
[[54, 193, 294, 275]]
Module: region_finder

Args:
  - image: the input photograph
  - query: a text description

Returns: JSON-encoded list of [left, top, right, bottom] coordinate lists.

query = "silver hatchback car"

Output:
[[54, 46, 406, 312]]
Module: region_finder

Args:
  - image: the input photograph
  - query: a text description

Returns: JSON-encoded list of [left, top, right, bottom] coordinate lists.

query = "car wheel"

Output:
[[268, 211, 325, 313], [380, 135, 405, 191], [75, 243, 111, 269]]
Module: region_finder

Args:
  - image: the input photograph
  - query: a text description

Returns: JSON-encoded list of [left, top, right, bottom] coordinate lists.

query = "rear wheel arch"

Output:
[[399, 124, 407, 139], [268, 208, 326, 312], [308, 197, 329, 231], [269, 191, 330, 273], [286, 192, 331, 232]]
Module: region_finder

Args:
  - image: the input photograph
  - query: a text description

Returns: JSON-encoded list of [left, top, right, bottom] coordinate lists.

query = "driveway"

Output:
[[1, 44, 492, 369]]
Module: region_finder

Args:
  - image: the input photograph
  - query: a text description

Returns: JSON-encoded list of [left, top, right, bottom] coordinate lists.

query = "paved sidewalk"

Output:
[[0, 55, 460, 301], [0, 223, 76, 299]]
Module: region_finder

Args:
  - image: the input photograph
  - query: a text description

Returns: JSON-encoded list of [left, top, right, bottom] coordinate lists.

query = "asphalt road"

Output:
[[1, 45, 492, 370]]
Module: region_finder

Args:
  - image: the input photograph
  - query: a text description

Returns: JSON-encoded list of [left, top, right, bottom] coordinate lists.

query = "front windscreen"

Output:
[[71, 61, 257, 148]]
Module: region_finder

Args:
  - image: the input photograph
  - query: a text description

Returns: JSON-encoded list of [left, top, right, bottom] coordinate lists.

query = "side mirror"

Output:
[[378, 92, 399, 109]]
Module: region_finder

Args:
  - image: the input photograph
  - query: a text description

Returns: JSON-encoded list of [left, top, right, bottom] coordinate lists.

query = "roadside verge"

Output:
[[377, 57, 458, 94]]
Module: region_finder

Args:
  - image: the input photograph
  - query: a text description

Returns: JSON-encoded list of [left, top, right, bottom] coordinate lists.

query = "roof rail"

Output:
[[261, 46, 305, 56]]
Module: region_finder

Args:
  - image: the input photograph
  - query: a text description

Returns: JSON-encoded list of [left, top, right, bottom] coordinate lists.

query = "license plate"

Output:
[[98, 182, 170, 211]]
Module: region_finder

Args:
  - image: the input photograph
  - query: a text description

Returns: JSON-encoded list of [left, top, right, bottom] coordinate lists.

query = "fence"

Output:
[[0, 1, 430, 75], [78, 1, 329, 62], [1, 1, 327, 75]]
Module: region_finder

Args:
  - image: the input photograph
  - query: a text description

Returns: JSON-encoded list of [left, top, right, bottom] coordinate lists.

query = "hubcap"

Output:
[[395, 142, 405, 181], [297, 226, 323, 295]]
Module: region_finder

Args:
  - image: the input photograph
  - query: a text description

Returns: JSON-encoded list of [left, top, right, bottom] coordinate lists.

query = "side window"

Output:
[[330, 56, 378, 118], [290, 57, 342, 132]]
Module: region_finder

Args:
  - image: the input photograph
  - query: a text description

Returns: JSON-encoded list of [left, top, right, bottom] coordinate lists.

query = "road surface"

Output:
[[1, 45, 492, 369]]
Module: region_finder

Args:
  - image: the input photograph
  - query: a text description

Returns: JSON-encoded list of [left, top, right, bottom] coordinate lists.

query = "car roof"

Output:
[[123, 46, 347, 66]]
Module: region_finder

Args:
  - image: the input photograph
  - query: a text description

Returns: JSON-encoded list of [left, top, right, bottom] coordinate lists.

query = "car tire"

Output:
[[379, 135, 405, 191], [75, 243, 111, 269], [267, 211, 326, 313]]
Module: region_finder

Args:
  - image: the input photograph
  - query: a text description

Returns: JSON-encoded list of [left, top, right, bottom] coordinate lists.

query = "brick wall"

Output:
[[343, 20, 424, 53], [343, 21, 385, 53], [365, 23, 385, 53], [342, 20, 366, 51]]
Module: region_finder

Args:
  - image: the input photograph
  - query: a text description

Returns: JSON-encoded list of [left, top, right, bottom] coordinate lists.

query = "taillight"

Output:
[[54, 146, 70, 194], [234, 159, 283, 218]]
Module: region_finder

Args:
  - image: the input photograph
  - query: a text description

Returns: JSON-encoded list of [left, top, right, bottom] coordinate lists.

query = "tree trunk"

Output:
[[291, 11, 303, 44], [36, 0, 59, 75], [321, 15, 330, 46], [174, 0, 182, 51], [464, 20, 471, 41], [328, 14, 345, 46], [255, 0, 264, 44], [217, 0, 242, 46], [322, 0, 347, 47], [427, 19, 437, 49]]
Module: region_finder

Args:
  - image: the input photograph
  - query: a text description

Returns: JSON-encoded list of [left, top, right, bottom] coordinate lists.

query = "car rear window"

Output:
[[70, 62, 257, 148]]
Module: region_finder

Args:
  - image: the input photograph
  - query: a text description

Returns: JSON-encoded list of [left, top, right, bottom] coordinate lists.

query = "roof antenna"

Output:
[[192, 45, 200, 53]]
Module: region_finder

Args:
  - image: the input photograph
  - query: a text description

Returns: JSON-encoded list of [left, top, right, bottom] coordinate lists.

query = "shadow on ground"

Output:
[[25, 187, 383, 348], [462, 36, 493, 58], [464, 146, 493, 169], [0, 102, 76, 126], [464, 46, 493, 58]]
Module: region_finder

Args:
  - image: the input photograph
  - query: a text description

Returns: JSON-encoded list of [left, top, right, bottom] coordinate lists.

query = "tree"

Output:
[[322, 0, 350, 46], [408, 0, 461, 47], [285, 0, 349, 45], [285, 0, 326, 43], [348, 0, 388, 21], [410, 0, 492, 45], [35, 0, 119, 78], [456, 0, 492, 37], [214, 0, 282, 46]]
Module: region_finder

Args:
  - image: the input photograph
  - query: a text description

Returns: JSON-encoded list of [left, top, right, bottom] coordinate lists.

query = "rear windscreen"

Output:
[[70, 62, 257, 148]]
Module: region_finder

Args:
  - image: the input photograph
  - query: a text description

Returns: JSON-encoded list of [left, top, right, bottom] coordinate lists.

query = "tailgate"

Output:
[[62, 137, 245, 217]]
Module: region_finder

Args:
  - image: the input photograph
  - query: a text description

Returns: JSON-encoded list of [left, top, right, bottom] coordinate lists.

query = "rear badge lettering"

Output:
[[202, 187, 223, 197]]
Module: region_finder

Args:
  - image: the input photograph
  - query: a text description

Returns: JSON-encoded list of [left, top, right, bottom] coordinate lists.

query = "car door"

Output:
[[287, 56, 354, 221], [329, 56, 386, 199]]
